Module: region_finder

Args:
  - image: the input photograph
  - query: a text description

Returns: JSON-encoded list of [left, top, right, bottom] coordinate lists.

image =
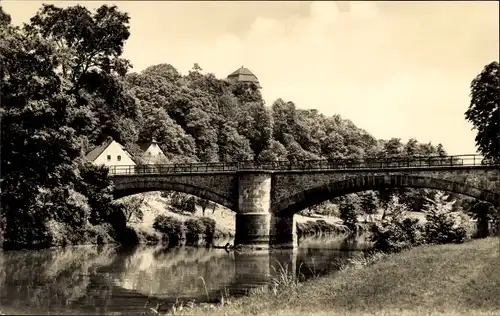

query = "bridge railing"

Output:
[[107, 154, 494, 176]]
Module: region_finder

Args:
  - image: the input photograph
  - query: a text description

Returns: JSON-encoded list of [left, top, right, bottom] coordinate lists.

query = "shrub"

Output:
[[339, 196, 359, 233], [296, 221, 316, 238], [296, 220, 348, 238], [423, 192, 472, 244], [369, 196, 425, 252], [198, 217, 216, 245], [83, 223, 116, 245], [370, 217, 424, 252], [184, 218, 205, 245], [152, 215, 185, 247], [132, 226, 165, 245]]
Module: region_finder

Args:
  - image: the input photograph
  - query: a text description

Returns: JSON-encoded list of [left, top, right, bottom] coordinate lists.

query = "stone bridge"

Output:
[[109, 155, 500, 249]]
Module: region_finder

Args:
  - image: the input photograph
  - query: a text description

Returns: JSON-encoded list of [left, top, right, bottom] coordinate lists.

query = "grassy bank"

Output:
[[169, 237, 500, 316]]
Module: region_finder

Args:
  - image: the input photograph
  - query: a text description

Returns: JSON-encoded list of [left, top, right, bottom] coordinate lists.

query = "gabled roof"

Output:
[[85, 138, 135, 162], [85, 138, 114, 162], [227, 66, 261, 88], [137, 137, 166, 155]]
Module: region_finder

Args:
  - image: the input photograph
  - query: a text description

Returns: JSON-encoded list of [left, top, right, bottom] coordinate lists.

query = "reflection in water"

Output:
[[0, 236, 371, 315]]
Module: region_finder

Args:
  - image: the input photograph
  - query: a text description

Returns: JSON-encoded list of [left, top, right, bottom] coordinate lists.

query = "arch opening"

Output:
[[274, 175, 499, 217], [113, 180, 237, 212]]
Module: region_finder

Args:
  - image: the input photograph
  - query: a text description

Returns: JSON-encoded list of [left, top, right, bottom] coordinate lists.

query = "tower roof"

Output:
[[227, 66, 261, 88]]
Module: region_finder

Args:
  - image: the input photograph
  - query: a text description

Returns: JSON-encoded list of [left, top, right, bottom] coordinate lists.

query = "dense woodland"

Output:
[[1, 5, 498, 250]]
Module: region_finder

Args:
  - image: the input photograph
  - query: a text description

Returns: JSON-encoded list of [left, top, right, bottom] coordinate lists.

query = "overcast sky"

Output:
[[3, 1, 499, 155]]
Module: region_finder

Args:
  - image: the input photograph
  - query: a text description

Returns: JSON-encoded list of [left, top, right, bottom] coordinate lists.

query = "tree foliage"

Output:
[[370, 197, 424, 252], [0, 4, 134, 249], [465, 61, 499, 162], [423, 192, 472, 244], [338, 194, 359, 232]]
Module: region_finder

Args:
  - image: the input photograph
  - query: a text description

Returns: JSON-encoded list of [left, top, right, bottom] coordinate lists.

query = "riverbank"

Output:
[[171, 237, 500, 316], [128, 192, 359, 246]]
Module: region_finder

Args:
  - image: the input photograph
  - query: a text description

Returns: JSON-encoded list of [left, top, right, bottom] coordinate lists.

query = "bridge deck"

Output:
[[107, 154, 498, 176]]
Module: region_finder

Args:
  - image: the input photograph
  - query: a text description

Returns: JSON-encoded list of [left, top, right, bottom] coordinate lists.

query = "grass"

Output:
[[166, 237, 500, 316]]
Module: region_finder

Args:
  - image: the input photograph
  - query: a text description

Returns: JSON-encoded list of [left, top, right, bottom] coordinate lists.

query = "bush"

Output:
[[296, 220, 348, 238], [132, 226, 166, 245], [296, 221, 317, 238], [152, 215, 185, 247], [83, 223, 116, 245], [339, 195, 359, 233], [370, 217, 424, 253], [369, 196, 425, 252], [423, 192, 472, 244], [184, 218, 205, 245], [198, 217, 216, 245]]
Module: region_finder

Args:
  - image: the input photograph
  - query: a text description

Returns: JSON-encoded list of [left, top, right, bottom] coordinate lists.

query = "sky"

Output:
[[3, 1, 499, 155]]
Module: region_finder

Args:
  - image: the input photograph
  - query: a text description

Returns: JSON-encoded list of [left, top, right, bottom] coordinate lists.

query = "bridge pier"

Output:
[[235, 172, 297, 250], [270, 215, 298, 249]]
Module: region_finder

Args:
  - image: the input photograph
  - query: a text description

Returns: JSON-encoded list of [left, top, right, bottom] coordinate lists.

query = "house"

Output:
[[137, 137, 166, 163], [227, 66, 262, 88], [85, 138, 136, 175]]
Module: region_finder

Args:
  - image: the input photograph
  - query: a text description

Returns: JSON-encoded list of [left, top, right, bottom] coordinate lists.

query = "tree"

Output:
[[216, 122, 254, 162], [404, 138, 419, 156], [1, 4, 134, 249], [465, 61, 499, 163], [466, 201, 496, 238], [0, 6, 11, 25], [383, 138, 404, 157], [236, 101, 273, 157], [423, 192, 472, 244], [338, 194, 359, 232], [194, 198, 217, 216], [119, 195, 146, 223], [360, 191, 379, 221], [382, 195, 409, 221], [256, 140, 288, 161], [25, 4, 140, 144]]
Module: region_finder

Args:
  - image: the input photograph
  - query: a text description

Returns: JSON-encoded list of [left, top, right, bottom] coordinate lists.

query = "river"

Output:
[[0, 234, 371, 315]]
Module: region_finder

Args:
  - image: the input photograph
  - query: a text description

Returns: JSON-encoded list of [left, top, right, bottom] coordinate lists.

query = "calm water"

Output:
[[0, 235, 371, 315]]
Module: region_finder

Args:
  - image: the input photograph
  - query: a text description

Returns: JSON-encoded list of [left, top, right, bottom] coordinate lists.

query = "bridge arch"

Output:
[[273, 174, 500, 217], [113, 179, 237, 211]]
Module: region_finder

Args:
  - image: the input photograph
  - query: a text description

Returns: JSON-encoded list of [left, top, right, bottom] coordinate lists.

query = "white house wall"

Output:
[[93, 141, 136, 175]]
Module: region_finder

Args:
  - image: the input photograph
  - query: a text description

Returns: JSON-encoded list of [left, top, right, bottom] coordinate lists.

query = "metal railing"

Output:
[[107, 154, 497, 176]]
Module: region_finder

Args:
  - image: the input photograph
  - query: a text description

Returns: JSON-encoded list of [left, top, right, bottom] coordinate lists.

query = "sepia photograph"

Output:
[[0, 1, 499, 315]]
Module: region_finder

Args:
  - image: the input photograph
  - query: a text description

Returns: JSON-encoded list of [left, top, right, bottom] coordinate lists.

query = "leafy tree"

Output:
[[465, 61, 499, 162], [338, 194, 359, 232], [382, 195, 409, 221], [119, 195, 146, 223], [236, 101, 273, 157], [195, 198, 217, 216], [24, 4, 140, 145], [256, 140, 288, 161], [152, 215, 185, 246], [1, 4, 134, 249], [423, 192, 472, 244], [383, 138, 404, 157], [404, 138, 419, 156], [216, 122, 254, 161], [466, 201, 496, 238], [360, 191, 379, 221]]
